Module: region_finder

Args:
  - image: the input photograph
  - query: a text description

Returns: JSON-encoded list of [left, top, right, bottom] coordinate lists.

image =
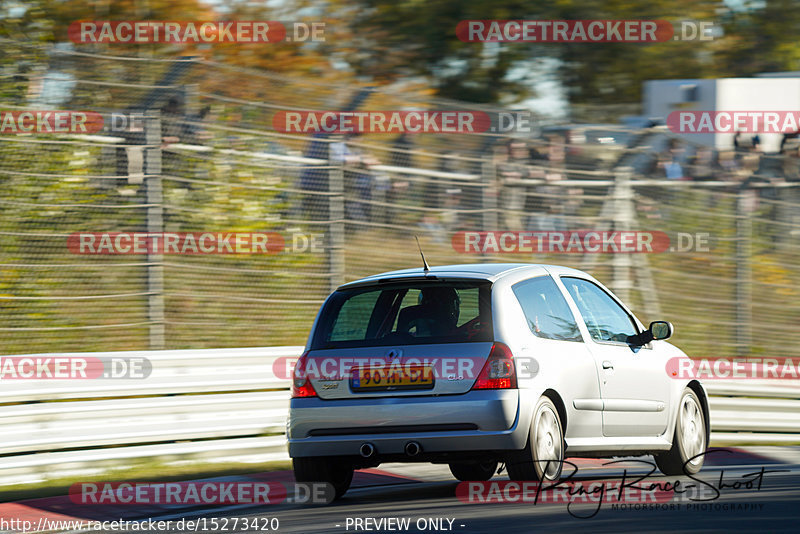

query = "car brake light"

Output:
[[291, 351, 318, 398], [471, 342, 517, 390]]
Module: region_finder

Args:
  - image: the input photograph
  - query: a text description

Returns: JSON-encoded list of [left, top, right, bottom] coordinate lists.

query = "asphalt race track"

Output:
[[259, 469, 800, 533], [55, 448, 797, 534]]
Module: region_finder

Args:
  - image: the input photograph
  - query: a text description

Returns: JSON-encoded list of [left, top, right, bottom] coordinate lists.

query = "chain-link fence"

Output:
[[2, 48, 799, 361]]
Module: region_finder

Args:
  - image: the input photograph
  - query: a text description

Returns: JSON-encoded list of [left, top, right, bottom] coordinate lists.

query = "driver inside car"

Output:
[[397, 287, 461, 337]]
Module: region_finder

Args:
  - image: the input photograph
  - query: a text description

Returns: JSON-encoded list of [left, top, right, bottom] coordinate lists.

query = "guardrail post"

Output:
[[735, 186, 753, 358], [328, 145, 345, 292], [145, 111, 165, 350]]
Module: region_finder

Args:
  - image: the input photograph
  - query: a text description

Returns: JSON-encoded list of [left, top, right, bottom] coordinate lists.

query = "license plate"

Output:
[[351, 365, 434, 391]]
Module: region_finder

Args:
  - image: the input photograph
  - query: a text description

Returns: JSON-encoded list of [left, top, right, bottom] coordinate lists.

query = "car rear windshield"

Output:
[[310, 280, 493, 349]]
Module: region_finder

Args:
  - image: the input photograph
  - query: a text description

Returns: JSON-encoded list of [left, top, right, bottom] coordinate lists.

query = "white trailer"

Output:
[[644, 76, 800, 153]]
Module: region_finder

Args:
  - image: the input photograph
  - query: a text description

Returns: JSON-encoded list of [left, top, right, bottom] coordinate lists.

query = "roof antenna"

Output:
[[415, 235, 430, 274]]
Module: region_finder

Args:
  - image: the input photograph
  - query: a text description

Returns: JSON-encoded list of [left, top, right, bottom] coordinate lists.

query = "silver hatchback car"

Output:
[[288, 264, 709, 498]]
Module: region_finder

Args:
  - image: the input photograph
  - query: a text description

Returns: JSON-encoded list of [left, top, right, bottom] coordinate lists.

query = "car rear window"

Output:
[[311, 281, 493, 349]]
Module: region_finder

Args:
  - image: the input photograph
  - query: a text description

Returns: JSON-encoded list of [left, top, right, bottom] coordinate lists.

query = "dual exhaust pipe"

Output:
[[404, 441, 421, 457], [359, 441, 421, 458], [359, 443, 375, 458]]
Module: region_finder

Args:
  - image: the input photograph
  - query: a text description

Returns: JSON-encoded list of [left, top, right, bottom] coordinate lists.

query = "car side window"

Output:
[[512, 276, 583, 342], [561, 277, 638, 344]]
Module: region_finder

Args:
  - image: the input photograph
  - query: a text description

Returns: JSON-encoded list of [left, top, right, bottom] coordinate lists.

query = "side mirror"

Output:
[[649, 320, 673, 341], [628, 320, 673, 346]]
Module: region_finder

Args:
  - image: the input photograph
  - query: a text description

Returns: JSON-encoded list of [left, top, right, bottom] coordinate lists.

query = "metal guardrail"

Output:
[[706, 381, 800, 444], [0, 346, 298, 486], [1, 347, 798, 485]]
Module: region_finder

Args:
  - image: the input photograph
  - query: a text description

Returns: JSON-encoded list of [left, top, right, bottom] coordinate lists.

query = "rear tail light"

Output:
[[291, 351, 318, 398], [471, 342, 517, 390]]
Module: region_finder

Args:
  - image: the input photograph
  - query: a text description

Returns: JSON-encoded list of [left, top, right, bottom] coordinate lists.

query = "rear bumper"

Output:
[[287, 389, 527, 458]]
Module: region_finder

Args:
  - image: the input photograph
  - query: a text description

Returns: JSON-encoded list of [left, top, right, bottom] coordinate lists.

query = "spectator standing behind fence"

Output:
[[417, 151, 464, 243], [385, 134, 414, 225], [688, 146, 716, 181], [659, 139, 688, 180], [330, 133, 380, 224], [524, 134, 569, 232], [686, 146, 722, 211], [497, 139, 534, 230], [717, 149, 740, 180], [732, 145, 762, 214], [156, 96, 210, 182], [782, 138, 800, 182]]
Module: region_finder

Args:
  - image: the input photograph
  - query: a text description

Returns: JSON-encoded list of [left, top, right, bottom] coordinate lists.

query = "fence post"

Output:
[[735, 187, 753, 358], [144, 110, 165, 350], [611, 167, 634, 302], [328, 145, 345, 292]]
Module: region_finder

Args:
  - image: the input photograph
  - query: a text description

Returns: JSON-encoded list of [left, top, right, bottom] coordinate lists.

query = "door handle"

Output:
[[602, 360, 614, 369]]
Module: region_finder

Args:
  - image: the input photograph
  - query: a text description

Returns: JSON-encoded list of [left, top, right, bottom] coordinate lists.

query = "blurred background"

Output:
[[1, 0, 799, 362]]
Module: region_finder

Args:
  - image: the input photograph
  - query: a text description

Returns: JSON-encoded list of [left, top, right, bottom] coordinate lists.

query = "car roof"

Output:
[[339, 263, 590, 289]]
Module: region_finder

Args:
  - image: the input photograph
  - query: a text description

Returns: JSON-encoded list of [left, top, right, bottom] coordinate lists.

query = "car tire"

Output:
[[655, 388, 707, 476], [448, 460, 498, 481], [292, 457, 354, 500], [506, 396, 565, 482]]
